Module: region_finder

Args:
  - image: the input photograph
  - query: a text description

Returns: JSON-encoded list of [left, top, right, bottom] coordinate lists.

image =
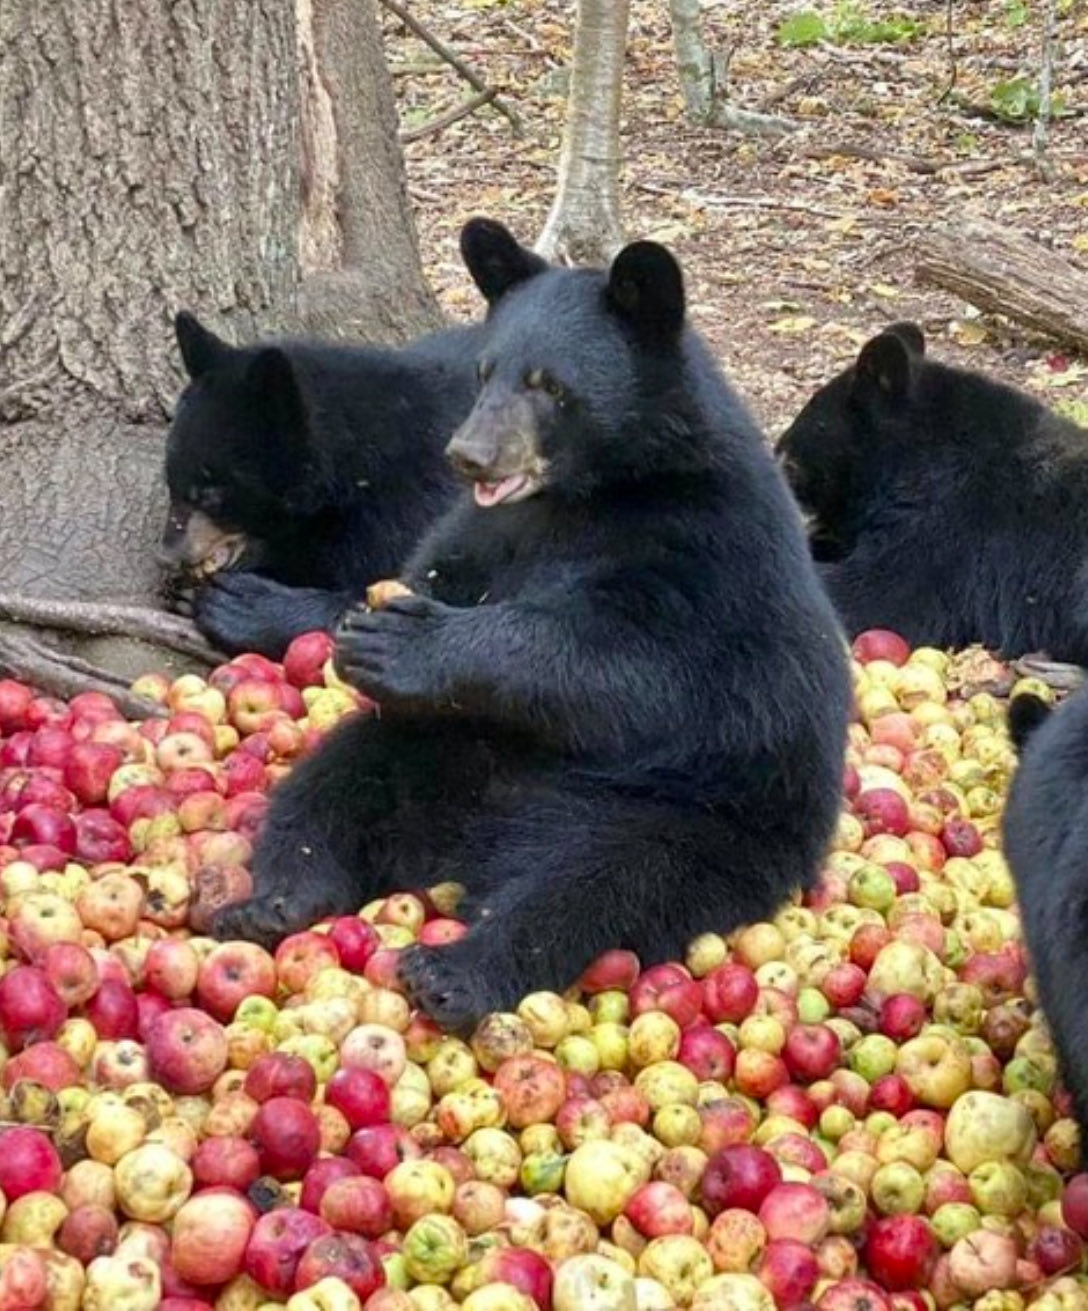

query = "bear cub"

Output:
[[776, 323, 1088, 664], [162, 313, 481, 658], [1003, 687, 1088, 1132], [210, 218, 852, 1032]]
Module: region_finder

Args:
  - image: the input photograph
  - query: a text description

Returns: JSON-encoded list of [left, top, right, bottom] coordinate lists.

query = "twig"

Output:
[[378, 0, 523, 136], [0, 595, 222, 663], [401, 88, 498, 144], [634, 181, 850, 221], [1034, 0, 1058, 178], [759, 71, 824, 112], [797, 142, 941, 175], [937, 0, 957, 105], [0, 632, 167, 720]]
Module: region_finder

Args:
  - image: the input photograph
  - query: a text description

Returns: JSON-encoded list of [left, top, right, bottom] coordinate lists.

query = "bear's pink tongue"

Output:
[[474, 475, 527, 507]]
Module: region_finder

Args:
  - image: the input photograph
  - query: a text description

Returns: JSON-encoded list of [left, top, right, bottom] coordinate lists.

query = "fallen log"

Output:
[[914, 217, 1088, 356]]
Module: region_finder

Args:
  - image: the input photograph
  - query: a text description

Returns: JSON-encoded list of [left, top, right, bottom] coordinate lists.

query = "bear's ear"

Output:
[[886, 321, 926, 357], [460, 218, 549, 305], [606, 242, 686, 339], [175, 311, 232, 380], [854, 328, 919, 400], [246, 348, 310, 446]]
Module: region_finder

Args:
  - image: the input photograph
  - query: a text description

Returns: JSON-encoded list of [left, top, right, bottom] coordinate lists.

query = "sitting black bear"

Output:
[[776, 323, 1088, 665], [162, 313, 481, 658], [210, 218, 852, 1032]]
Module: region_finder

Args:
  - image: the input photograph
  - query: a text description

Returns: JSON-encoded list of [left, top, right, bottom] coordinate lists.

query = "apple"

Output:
[[678, 1025, 736, 1082], [852, 630, 911, 666], [346, 1123, 422, 1179], [244, 1052, 319, 1104], [294, 1232, 385, 1299], [817, 1279, 893, 1311], [170, 1189, 255, 1287], [0, 963, 66, 1049], [0, 678, 34, 732], [759, 1183, 831, 1244], [57, 1202, 120, 1264], [580, 949, 641, 994], [325, 1066, 392, 1130], [74, 809, 133, 863], [699, 1144, 783, 1218], [864, 1215, 939, 1290], [147, 1006, 229, 1094], [879, 994, 926, 1042], [274, 930, 340, 993], [9, 894, 84, 962], [782, 1023, 842, 1083], [284, 632, 336, 689], [2, 1039, 81, 1092], [318, 1175, 393, 1239], [244, 1207, 332, 1298], [250, 1097, 322, 1180], [625, 1181, 694, 1238], [82, 977, 141, 1040], [190, 1135, 262, 1192], [11, 802, 77, 853], [0, 1126, 63, 1199], [758, 1237, 820, 1305], [228, 679, 291, 735], [195, 941, 276, 1022]]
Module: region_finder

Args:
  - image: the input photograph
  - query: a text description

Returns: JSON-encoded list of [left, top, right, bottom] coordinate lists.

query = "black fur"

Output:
[[1003, 686, 1088, 1128], [211, 219, 852, 1031], [776, 323, 1088, 662], [164, 314, 481, 658]]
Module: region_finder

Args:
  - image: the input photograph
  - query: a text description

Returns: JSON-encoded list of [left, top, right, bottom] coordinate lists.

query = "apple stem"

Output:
[[0, 594, 222, 663], [0, 629, 168, 719]]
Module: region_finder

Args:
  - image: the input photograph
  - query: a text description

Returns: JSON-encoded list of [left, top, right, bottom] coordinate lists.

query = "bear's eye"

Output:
[[525, 369, 564, 401], [477, 360, 494, 386]]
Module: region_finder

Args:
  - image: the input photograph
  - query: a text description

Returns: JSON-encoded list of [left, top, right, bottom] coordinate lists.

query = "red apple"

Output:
[[478, 1248, 553, 1309], [228, 680, 290, 735], [192, 1136, 263, 1192], [244, 1052, 318, 1105], [273, 931, 340, 993], [702, 1144, 782, 1218], [147, 1006, 229, 1094], [251, 1097, 321, 1181], [759, 1237, 820, 1305], [81, 978, 140, 1040], [782, 1024, 842, 1084], [57, 1203, 119, 1264], [865, 1215, 939, 1291], [759, 1182, 831, 1244], [1028, 1225, 1085, 1277], [880, 994, 927, 1042], [0, 680, 33, 733], [0, 1125, 63, 1199], [243, 1207, 331, 1298], [327, 917, 379, 971], [145, 938, 200, 1000], [703, 963, 760, 1023], [64, 743, 124, 806], [678, 1025, 736, 1082], [11, 803, 77, 853], [318, 1175, 393, 1239], [0, 964, 66, 1049], [300, 1157, 362, 1215], [294, 1232, 385, 1300], [346, 1124, 422, 1179], [855, 789, 910, 838], [1062, 1173, 1088, 1239], [73, 809, 133, 863], [26, 726, 74, 768], [284, 632, 336, 689], [852, 630, 910, 666], [196, 941, 277, 1023], [325, 1067, 392, 1132], [817, 1279, 893, 1311], [869, 1074, 915, 1117], [579, 948, 641, 994], [625, 1181, 694, 1238]]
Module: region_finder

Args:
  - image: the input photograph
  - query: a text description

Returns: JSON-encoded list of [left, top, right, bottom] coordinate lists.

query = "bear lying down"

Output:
[[210, 218, 852, 1032]]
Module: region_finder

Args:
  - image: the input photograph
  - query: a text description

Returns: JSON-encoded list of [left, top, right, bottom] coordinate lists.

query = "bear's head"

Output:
[[447, 218, 689, 506], [774, 322, 926, 558], [163, 314, 321, 579]]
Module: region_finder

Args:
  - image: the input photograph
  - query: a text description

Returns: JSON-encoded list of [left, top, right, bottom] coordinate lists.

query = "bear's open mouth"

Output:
[[473, 473, 541, 508]]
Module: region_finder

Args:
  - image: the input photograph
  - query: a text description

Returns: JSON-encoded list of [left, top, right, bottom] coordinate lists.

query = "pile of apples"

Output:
[[0, 626, 1086, 1311]]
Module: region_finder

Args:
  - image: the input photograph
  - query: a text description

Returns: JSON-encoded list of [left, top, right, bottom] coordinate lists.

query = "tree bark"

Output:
[[669, 0, 796, 137], [296, 0, 444, 343], [915, 219, 1088, 356], [536, 0, 630, 265], [0, 0, 301, 681]]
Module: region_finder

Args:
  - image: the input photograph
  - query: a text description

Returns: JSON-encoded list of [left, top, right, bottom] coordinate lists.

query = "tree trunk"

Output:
[[535, 0, 630, 266], [0, 0, 443, 695], [915, 219, 1088, 356], [669, 0, 795, 138], [296, 0, 444, 343]]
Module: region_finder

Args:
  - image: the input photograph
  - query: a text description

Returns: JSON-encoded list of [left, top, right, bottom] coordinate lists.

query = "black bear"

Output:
[[775, 323, 1088, 664], [209, 218, 852, 1032], [162, 313, 482, 658], [1003, 688, 1088, 1128]]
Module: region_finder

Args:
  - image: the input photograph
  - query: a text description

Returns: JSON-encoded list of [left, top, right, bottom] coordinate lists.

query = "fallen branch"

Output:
[[0, 595, 222, 663], [0, 631, 167, 719], [379, 0, 523, 135], [400, 87, 497, 143], [915, 218, 1088, 356], [634, 180, 851, 222], [797, 141, 941, 175]]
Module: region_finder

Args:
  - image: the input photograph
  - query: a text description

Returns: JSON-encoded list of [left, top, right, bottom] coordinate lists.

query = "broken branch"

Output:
[[0, 595, 222, 663]]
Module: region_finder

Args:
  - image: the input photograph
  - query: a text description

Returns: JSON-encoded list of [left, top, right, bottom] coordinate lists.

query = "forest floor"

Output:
[[387, 0, 1088, 438]]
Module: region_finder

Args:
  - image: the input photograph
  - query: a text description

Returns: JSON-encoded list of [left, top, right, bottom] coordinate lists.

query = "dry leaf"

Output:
[[769, 315, 818, 335], [950, 321, 989, 346]]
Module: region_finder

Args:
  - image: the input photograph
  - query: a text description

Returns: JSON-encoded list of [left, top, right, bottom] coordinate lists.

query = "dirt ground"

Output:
[[388, 0, 1088, 438]]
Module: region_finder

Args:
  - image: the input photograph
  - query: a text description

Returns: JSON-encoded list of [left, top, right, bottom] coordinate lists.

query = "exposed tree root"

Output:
[[0, 630, 168, 719], [1012, 654, 1086, 693], [0, 594, 222, 663]]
